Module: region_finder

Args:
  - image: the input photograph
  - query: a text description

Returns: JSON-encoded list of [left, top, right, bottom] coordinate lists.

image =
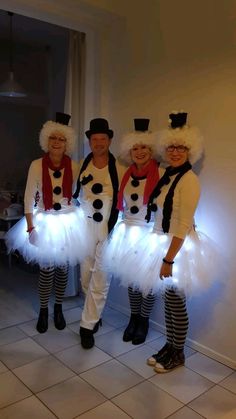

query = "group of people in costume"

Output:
[[6, 110, 216, 373]]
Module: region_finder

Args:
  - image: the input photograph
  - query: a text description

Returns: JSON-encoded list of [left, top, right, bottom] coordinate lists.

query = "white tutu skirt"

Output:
[[5, 206, 91, 268], [103, 225, 221, 297]]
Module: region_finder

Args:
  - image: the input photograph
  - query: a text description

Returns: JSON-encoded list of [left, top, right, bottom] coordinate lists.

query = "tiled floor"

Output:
[[0, 261, 236, 418]]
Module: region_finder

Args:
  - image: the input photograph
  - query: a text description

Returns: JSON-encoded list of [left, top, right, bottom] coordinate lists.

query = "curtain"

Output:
[[64, 30, 86, 296]]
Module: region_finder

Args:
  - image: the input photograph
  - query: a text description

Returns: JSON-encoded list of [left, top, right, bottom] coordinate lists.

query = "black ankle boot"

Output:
[[80, 327, 95, 349], [132, 316, 149, 345], [123, 314, 139, 342], [93, 318, 102, 334], [54, 303, 66, 330], [36, 307, 48, 333]]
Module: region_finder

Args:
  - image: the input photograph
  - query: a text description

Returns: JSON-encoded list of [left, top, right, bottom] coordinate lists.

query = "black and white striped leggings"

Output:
[[39, 265, 69, 308], [164, 287, 189, 350], [128, 286, 156, 318]]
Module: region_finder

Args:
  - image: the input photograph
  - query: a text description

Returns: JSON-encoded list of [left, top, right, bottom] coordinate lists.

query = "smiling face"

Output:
[[130, 143, 152, 169], [89, 133, 111, 157], [165, 144, 189, 167], [48, 130, 67, 157]]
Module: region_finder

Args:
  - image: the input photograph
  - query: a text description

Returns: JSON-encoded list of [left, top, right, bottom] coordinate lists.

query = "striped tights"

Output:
[[128, 286, 156, 318], [38, 265, 69, 308], [164, 287, 189, 350]]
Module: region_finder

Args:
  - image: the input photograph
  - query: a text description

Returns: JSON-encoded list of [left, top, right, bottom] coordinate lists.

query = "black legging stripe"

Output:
[[39, 266, 68, 308], [164, 287, 189, 350], [128, 286, 156, 317]]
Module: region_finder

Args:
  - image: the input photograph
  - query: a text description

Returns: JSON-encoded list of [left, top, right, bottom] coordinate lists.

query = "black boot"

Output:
[[36, 307, 48, 333], [80, 327, 95, 349], [54, 303, 66, 330], [132, 316, 149, 345], [123, 313, 139, 342], [93, 318, 102, 334]]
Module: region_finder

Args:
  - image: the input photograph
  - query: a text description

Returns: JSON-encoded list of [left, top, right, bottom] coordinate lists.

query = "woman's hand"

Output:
[[28, 229, 39, 246], [160, 262, 173, 280]]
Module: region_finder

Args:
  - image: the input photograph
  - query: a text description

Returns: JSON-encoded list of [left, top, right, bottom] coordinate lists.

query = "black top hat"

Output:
[[85, 118, 113, 139], [169, 112, 187, 129], [56, 112, 71, 126], [134, 118, 150, 132]]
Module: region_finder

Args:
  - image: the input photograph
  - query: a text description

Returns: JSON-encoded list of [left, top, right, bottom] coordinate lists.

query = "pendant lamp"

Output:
[[0, 12, 27, 97]]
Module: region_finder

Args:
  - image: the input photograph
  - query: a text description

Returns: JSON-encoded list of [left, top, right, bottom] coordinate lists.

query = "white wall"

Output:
[[2, 0, 236, 367]]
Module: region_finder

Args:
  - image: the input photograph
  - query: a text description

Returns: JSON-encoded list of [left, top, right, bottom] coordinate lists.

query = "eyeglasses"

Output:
[[166, 145, 188, 153], [49, 135, 66, 143]]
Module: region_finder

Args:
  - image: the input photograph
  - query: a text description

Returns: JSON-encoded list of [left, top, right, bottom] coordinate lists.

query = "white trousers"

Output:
[[80, 241, 111, 330]]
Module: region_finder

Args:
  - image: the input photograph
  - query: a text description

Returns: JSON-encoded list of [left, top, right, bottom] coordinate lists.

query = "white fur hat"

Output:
[[39, 112, 76, 156], [157, 112, 204, 164], [119, 118, 159, 165]]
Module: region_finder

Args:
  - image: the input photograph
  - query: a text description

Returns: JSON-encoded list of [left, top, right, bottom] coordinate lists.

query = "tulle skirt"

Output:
[[5, 206, 91, 268], [103, 224, 221, 297]]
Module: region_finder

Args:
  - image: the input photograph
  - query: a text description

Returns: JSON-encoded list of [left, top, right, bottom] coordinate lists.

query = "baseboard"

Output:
[[108, 300, 236, 370]]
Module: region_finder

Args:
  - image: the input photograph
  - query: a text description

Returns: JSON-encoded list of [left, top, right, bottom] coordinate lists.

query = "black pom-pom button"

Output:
[[53, 186, 61, 195], [93, 212, 103, 222], [53, 203, 61, 211], [91, 183, 103, 194], [130, 206, 139, 214], [53, 170, 62, 178], [131, 179, 139, 187], [131, 193, 138, 201], [150, 203, 158, 212], [93, 199, 103, 209]]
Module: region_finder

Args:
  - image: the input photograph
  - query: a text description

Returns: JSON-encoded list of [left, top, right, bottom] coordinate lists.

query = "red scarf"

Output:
[[117, 159, 159, 211], [42, 153, 73, 210]]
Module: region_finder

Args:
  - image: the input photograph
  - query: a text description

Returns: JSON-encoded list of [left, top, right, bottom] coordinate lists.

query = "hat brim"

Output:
[[85, 129, 113, 139]]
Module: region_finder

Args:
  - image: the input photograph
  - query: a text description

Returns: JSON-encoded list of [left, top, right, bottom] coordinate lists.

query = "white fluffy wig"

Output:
[[39, 121, 76, 156], [119, 131, 159, 165], [157, 125, 204, 164]]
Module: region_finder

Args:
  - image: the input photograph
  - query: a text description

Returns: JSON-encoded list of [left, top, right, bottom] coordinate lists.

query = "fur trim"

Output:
[[157, 126, 203, 164], [119, 131, 159, 165], [39, 121, 76, 155]]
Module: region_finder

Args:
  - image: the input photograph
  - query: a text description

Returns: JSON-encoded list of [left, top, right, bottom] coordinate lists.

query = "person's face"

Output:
[[48, 131, 67, 156], [165, 144, 189, 167], [130, 143, 152, 168], [89, 133, 111, 157]]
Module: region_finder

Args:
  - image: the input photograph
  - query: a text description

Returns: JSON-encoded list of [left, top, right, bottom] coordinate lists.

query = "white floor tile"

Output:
[[77, 400, 131, 418], [149, 365, 214, 403], [188, 385, 236, 418], [0, 360, 8, 374], [0, 371, 32, 408], [117, 344, 157, 378], [112, 380, 183, 419], [63, 306, 82, 324], [55, 344, 111, 373], [33, 327, 79, 353], [95, 328, 135, 357], [102, 307, 128, 328], [168, 406, 205, 418], [37, 376, 106, 419], [13, 355, 75, 392], [0, 395, 57, 418], [18, 320, 40, 337], [220, 371, 236, 394], [80, 359, 144, 398], [0, 337, 49, 369], [185, 352, 234, 383], [0, 326, 26, 345]]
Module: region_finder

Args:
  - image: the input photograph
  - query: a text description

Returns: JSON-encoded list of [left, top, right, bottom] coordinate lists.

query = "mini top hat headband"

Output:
[[85, 118, 113, 139], [169, 111, 188, 129]]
